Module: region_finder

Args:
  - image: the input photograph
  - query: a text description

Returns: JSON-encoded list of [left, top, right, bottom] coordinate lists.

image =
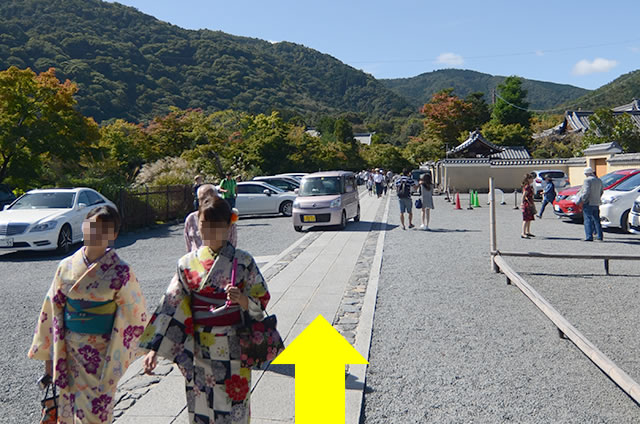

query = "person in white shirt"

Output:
[[373, 170, 384, 198]]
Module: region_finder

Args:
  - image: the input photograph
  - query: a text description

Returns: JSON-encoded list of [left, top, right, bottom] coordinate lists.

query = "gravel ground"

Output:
[[363, 192, 640, 423], [0, 213, 302, 423]]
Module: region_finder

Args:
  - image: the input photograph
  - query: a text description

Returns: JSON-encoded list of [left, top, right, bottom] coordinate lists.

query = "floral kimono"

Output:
[[28, 249, 148, 423], [139, 242, 270, 424]]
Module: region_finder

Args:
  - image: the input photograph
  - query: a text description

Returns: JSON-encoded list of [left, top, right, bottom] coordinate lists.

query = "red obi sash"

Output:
[[192, 292, 241, 327]]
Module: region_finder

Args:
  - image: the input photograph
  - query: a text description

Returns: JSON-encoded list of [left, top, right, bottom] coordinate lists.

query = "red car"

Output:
[[553, 168, 640, 220]]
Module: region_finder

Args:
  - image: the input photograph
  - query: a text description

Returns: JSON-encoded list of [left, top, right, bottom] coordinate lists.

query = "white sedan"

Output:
[[0, 188, 117, 253], [236, 182, 296, 217], [599, 172, 640, 233]]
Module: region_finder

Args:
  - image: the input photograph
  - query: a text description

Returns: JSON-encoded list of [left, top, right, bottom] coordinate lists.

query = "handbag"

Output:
[[415, 198, 423, 209], [237, 311, 285, 369], [39, 376, 58, 424], [228, 258, 285, 369]]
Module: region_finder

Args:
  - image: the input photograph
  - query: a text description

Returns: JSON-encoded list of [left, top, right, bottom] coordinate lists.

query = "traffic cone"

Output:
[[467, 190, 474, 210], [454, 192, 462, 209], [473, 190, 481, 208]]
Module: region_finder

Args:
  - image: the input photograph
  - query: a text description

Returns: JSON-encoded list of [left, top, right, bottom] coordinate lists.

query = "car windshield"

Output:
[[602, 172, 632, 189], [9, 192, 75, 209], [299, 177, 343, 196], [540, 171, 565, 179], [611, 172, 640, 192]]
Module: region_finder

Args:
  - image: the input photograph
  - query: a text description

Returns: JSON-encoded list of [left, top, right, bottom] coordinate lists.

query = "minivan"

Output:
[[292, 171, 360, 232]]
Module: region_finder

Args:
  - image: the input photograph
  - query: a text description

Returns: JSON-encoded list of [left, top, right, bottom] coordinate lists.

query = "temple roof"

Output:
[[447, 130, 504, 158]]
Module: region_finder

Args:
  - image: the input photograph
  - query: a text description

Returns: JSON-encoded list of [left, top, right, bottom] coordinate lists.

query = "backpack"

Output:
[[398, 178, 411, 198]]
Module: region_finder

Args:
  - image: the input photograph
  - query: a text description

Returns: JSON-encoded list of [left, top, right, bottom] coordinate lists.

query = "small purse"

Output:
[[228, 258, 285, 369], [415, 198, 423, 209], [39, 375, 58, 424]]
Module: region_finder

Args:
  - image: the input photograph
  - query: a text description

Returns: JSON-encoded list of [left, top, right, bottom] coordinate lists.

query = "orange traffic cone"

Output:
[[455, 192, 462, 209]]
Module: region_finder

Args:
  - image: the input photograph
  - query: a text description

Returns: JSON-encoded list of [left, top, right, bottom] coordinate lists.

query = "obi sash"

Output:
[[64, 298, 116, 335], [192, 292, 241, 327]]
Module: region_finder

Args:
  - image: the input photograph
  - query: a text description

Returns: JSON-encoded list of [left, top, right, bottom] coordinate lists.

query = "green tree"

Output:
[[0, 66, 99, 187], [465, 91, 491, 130], [361, 143, 410, 171], [481, 121, 532, 147], [491, 76, 531, 128], [583, 108, 640, 152], [97, 120, 149, 184], [420, 89, 473, 144]]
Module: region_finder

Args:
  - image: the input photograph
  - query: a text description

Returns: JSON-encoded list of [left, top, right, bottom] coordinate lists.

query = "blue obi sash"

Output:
[[64, 298, 116, 335]]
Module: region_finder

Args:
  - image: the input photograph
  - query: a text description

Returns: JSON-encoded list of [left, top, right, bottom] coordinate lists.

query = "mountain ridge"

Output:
[[381, 69, 591, 111]]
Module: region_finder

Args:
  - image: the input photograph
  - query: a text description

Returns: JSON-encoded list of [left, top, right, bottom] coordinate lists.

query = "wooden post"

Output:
[[490, 177, 498, 273], [493, 255, 640, 405], [604, 259, 610, 275]]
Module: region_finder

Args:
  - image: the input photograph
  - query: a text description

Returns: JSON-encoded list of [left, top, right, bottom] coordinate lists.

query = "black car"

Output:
[[0, 184, 16, 209]]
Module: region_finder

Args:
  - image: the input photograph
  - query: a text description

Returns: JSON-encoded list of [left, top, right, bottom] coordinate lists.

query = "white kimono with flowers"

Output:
[[28, 249, 148, 423]]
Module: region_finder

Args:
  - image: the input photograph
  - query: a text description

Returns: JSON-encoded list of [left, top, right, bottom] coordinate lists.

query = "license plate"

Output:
[[303, 215, 316, 223], [554, 205, 561, 212], [0, 237, 14, 247]]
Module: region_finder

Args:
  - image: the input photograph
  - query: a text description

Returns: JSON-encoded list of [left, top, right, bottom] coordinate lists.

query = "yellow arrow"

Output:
[[272, 314, 368, 423]]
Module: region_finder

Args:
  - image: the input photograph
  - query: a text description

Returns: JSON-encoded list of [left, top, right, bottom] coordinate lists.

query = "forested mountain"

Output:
[[560, 70, 640, 111], [0, 0, 413, 123], [382, 69, 590, 111]]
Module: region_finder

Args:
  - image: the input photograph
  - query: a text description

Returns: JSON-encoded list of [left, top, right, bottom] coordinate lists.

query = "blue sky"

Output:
[[106, 0, 640, 91]]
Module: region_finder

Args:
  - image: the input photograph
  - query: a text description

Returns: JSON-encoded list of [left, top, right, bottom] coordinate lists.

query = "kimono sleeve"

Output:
[[28, 266, 63, 361], [241, 255, 271, 319], [112, 269, 148, 361]]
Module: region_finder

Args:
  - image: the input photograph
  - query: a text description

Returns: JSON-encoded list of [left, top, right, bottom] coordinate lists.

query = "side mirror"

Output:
[[294, 188, 299, 194], [263, 189, 271, 196], [78, 203, 88, 209]]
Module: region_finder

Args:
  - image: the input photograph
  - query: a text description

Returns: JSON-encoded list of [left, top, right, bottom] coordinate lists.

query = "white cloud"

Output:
[[535, 50, 544, 57], [631, 46, 640, 53], [436, 52, 464, 66], [572, 58, 618, 75]]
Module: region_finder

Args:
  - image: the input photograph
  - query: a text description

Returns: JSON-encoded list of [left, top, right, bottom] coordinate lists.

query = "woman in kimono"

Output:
[[28, 206, 148, 423], [521, 173, 536, 238], [140, 195, 270, 424]]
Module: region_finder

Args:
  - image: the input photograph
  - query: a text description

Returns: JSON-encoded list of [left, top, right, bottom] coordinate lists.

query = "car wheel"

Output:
[[621, 210, 630, 233], [339, 211, 347, 230], [280, 200, 293, 217], [293, 225, 303, 232], [354, 205, 360, 222], [57, 224, 72, 254]]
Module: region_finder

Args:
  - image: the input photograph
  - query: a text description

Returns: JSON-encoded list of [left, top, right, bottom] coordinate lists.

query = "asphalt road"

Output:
[[0, 212, 302, 423], [363, 192, 640, 423]]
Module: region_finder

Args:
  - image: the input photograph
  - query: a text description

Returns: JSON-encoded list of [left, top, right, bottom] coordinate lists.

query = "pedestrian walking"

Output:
[[576, 167, 604, 241], [374, 169, 384, 198], [28, 206, 148, 424], [381, 170, 389, 195], [140, 196, 271, 424], [366, 170, 374, 196], [219, 171, 238, 209], [395, 168, 417, 230], [193, 175, 204, 211], [386, 170, 393, 194], [185, 184, 238, 251], [418, 172, 434, 230], [537, 175, 556, 218], [521, 173, 536, 238]]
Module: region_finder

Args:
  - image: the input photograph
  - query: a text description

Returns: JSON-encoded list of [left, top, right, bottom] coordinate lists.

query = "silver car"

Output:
[[292, 171, 360, 232], [532, 170, 569, 198]]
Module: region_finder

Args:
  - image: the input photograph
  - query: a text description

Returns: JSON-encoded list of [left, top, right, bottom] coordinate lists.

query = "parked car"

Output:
[[599, 172, 640, 233], [253, 175, 300, 192], [0, 184, 16, 209], [292, 171, 360, 232], [0, 188, 117, 253], [532, 170, 569, 199], [235, 181, 296, 217], [553, 169, 640, 220], [628, 194, 640, 234], [278, 173, 308, 181]]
